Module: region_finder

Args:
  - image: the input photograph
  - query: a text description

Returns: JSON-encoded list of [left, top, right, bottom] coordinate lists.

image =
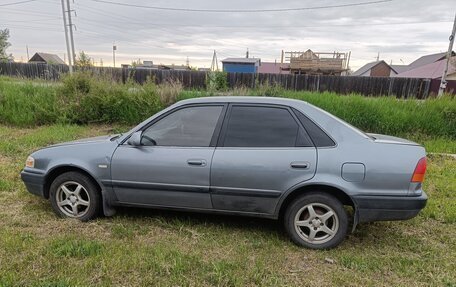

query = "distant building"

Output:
[[122, 60, 191, 71], [258, 62, 290, 74], [390, 65, 409, 74], [352, 60, 397, 77], [222, 58, 260, 73], [29, 52, 66, 65], [394, 56, 456, 80], [406, 52, 453, 71], [353, 51, 456, 78], [283, 49, 349, 75]]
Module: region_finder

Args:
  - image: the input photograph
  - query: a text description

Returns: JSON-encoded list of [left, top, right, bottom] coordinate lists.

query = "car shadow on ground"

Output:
[[114, 206, 287, 236], [112, 206, 395, 245]]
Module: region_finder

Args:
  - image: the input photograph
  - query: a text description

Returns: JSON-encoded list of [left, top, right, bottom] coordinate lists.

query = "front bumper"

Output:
[[354, 192, 428, 223], [21, 169, 46, 198]]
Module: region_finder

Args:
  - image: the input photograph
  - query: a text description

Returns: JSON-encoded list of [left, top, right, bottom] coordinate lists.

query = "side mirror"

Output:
[[127, 131, 142, 146]]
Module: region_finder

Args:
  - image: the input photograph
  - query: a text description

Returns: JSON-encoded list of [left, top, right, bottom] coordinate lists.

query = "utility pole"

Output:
[[210, 50, 219, 71], [438, 12, 456, 97], [66, 0, 76, 67], [112, 43, 117, 67], [26, 45, 29, 61], [60, 0, 72, 73]]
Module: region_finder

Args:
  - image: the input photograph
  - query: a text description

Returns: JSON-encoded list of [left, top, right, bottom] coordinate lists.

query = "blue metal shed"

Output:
[[222, 58, 261, 73]]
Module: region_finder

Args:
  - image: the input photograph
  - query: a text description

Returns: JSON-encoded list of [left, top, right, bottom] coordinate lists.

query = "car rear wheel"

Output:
[[284, 193, 348, 249], [49, 171, 100, 221]]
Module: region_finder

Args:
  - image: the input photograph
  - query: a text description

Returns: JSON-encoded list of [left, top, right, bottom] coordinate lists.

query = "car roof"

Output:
[[177, 96, 309, 106]]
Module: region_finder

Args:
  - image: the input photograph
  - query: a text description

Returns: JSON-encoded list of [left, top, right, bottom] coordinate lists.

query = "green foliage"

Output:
[[157, 79, 183, 107], [206, 71, 228, 91], [0, 28, 12, 62], [0, 75, 455, 141], [253, 81, 284, 97], [0, 73, 164, 126], [179, 89, 456, 140], [48, 238, 103, 257], [74, 51, 93, 68]]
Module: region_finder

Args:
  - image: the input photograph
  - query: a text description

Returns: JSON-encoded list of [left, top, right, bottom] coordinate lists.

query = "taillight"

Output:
[[411, 157, 426, 183]]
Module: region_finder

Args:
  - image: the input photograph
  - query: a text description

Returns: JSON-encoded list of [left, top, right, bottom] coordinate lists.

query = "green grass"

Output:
[[1, 75, 455, 143], [0, 124, 455, 286], [180, 89, 456, 140]]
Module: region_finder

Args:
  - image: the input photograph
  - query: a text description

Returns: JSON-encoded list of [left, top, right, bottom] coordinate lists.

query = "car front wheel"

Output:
[[284, 192, 348, 249], [49, 171, 101, 221]]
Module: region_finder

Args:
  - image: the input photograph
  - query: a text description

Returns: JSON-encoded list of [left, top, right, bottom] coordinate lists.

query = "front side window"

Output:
[[223, 106, 311, 147], [142, 106, 223, 147]]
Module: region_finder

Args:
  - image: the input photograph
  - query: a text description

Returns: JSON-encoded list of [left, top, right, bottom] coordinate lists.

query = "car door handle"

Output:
[[290, 162, 310, 169], [187, 159, 206, 166]]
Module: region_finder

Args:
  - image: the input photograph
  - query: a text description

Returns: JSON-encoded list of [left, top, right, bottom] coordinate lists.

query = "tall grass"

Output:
[[278, 91, 456, 139], [179, 88, 456, 139], [0, 74, 455, 140], [0, 73, 164, 125]]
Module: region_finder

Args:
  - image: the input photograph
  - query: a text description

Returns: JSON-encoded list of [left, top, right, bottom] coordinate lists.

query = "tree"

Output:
[[0, 28, 12, 62], [131, 58, 142, 67], [74, 51, 93, 68]]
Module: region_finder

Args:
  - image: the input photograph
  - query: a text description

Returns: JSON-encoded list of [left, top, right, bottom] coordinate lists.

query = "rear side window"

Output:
[[292, 108, 336, 147], [222, 106, 312, 147]]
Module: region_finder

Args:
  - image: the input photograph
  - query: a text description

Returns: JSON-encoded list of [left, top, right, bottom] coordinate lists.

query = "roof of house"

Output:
[[406, 52, 454, 71], [352, 61, 387, 76], [394, 56, 456, 79], [222, 58, 260, 64], [390, 65, 409, 74], [258, 62, 290, 74], [29, 52, 66, 65]]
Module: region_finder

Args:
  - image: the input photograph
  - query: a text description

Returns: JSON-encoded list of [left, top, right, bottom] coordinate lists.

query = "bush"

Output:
[[207, 71, 228, 92]]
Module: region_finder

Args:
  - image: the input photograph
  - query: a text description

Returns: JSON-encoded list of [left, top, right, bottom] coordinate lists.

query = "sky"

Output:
[[1, 0, 455, 70]]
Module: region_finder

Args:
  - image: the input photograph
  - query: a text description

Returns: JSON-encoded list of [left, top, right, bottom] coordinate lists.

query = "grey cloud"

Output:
[[1, 0, 454, 69]]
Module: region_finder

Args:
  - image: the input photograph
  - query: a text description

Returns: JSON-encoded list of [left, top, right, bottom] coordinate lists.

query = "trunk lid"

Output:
[[367, 133, 420, 146]]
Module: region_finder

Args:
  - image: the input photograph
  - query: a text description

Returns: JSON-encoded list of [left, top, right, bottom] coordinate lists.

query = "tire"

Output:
[[284, 192, 348, 249], [49, 171, 101, 221]]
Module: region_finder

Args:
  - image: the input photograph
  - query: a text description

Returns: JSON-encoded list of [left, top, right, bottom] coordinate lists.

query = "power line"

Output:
[[0, 24, 62, 32], [0, 0, 36, 7], [89, 0, 393, 13], [73, 19, 454, 29], [0, 17, 61, 23]]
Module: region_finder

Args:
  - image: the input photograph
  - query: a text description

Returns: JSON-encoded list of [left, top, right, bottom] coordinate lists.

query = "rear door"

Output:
[[210, 104, 317, 215]]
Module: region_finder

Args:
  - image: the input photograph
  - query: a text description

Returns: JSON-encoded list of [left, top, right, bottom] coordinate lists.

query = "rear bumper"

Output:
[[21, 169, 46, 198], [354, 192, 427, 223]]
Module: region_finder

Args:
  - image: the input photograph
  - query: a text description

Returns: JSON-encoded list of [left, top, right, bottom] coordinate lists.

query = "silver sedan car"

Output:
[[21, 96, 427, 249]]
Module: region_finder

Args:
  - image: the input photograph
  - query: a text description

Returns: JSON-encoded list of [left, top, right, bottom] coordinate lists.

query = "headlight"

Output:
[[25, 156, 35, 168]]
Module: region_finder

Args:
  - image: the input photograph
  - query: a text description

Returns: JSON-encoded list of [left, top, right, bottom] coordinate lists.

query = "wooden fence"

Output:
[[1, 62, 452, 98], [123, 68, 207, 89], [227, 73, 432, 99]]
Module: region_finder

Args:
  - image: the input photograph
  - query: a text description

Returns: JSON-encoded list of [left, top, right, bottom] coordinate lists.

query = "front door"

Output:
[[111, 105, 225, 209], [210, 104, 317, 214]]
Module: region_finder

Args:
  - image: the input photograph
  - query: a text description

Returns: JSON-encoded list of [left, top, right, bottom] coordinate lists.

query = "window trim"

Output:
[[217, 103, 314, 148], [123, 103, 228, 148]]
